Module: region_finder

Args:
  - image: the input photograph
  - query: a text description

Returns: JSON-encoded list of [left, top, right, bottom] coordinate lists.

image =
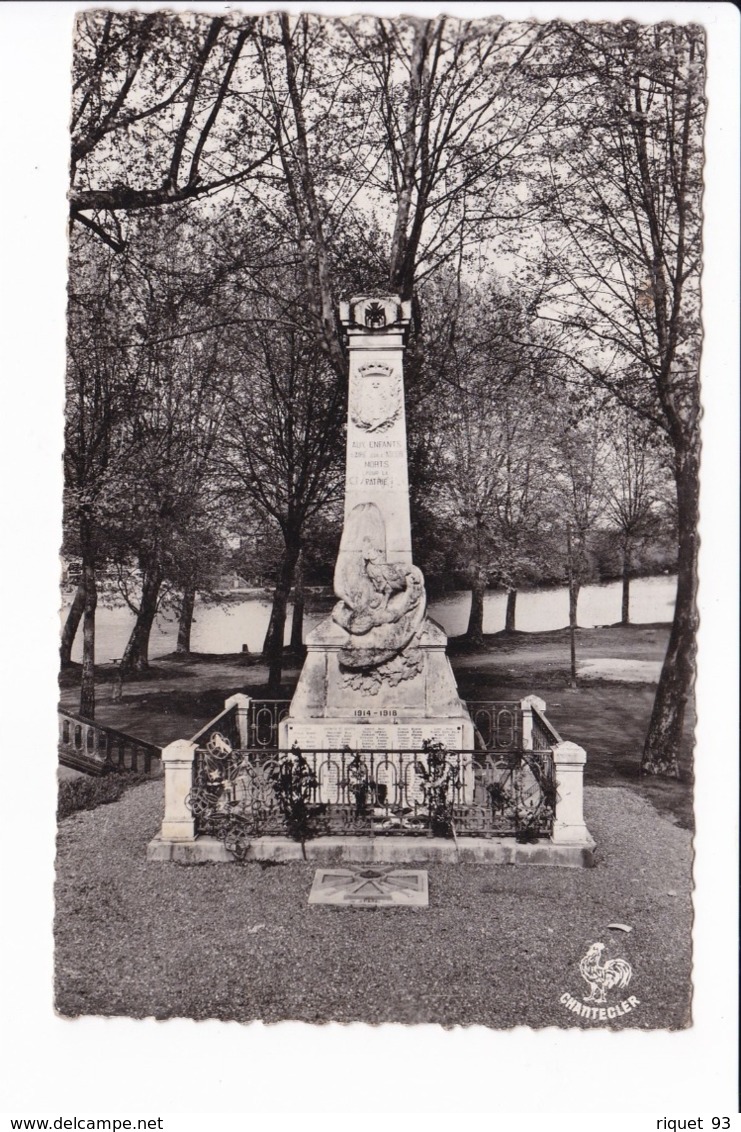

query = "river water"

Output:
[[66, 574, 676, 665]]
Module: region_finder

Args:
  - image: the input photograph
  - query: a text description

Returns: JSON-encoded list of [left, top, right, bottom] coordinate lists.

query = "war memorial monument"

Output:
[[148, 296, 595, 872]]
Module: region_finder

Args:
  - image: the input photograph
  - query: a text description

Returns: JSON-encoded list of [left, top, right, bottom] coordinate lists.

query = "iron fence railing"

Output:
[[248, 699, 291, 748], [244, 700, 524, 752], [466, 701, 522, 750], [187, 737, 555, 856]]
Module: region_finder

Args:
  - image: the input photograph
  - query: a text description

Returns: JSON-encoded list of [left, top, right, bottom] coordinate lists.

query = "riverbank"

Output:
[[64, 575, 678, 663], [58, 624, 694, 828]]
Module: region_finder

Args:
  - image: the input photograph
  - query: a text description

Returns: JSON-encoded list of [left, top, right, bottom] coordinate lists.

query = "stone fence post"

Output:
[[552, 741, 592, 846], [160, 739, 197, 842], [520, 694, 546, 750], [225, 693, 251, 747]]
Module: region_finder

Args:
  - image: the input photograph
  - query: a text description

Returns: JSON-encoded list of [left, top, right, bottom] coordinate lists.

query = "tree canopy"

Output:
[[64, 11, 704, 772]]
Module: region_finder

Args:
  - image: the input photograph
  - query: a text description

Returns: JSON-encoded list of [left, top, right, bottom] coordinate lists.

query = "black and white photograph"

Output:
[[1, 0, 738, 1120]]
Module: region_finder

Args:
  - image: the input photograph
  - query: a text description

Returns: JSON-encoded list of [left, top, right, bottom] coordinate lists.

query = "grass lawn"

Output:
[[449, 626, 694, 830], [54, 776, 692, 1028], [59, 623, 694, 829]]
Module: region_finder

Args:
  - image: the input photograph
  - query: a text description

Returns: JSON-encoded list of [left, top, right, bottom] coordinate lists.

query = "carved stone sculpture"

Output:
[[332, 502, 426, 671], [351, 362, 401, 433]]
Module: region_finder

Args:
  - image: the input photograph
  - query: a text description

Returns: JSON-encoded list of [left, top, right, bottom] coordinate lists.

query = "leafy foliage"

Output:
[[415, 741, 462, 837], [57, 770, 149, 821], [270, 747, 324, 851]]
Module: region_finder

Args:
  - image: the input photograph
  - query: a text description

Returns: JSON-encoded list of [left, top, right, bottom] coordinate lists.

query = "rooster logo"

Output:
[[579, 942, 632, 1004]]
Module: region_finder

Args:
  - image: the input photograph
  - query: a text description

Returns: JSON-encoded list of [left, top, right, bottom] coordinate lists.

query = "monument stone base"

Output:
[[279, 616, 474, 751], [147, 834, 596, 868], [279, 615, 475, 803]]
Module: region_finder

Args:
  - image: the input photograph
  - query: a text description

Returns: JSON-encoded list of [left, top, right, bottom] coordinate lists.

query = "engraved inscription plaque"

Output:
[[285, 721, 465, 751]]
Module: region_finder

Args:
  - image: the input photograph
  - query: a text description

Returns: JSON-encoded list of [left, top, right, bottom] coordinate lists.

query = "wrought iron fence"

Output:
[[187, 734, 555, 857], [245, 699, 521, 751], [466, 701, 522, 750], [248, 699, 291, 747]]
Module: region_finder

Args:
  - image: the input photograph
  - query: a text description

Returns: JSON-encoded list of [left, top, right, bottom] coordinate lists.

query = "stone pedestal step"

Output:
[[147, 833, 595, 868]]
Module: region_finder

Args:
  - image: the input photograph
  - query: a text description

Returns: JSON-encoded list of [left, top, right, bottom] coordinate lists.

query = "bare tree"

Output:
[[337, 15, 559, 302], [602, 408, 673, 624], [217, 286, 345, 692], [115, 290, 230, 674], [529, 21, 704, 774], [430, 284, 558, 642], [70, 11, 272, 249], [551, 416, 607, 685], [64, 236, 147, 715]]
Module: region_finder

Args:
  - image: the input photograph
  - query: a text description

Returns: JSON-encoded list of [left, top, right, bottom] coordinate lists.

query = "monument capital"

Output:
[[338, 295, 412, 333]]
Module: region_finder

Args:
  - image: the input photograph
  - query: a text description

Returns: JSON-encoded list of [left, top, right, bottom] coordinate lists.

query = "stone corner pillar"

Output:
[[520, 694, 547, 750], [160, 739, 197, 842], [551, 740, 592, 846], [225, 693, 251, 747]]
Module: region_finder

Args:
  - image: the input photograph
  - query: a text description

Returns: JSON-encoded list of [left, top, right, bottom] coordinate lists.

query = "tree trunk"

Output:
[[641, 447, 699, 777], [388, 21, 430, 301], [568, 581, 579, 689], [79, 520, 97, 718], [80, 563, 97, 718], [60, 582, 85, 667], [176, 586, 196, 654], [566, 526, 579, 689], [568, 580, 581, 633], [120, 565, 163, 673], [504, 588, 517, 632], [289, 550, 305, 655], [277, 15, 346, 375], [263, 539, 301, 694], [621, 539, 632, 625], [466, 578, 486, 644]]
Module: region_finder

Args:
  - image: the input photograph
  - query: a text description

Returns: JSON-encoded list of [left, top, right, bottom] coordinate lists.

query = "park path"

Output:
[[58, 625, 669, 749]]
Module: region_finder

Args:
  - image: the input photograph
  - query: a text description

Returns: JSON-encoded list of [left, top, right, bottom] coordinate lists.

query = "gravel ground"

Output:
[[55, 782, 692, 1029], [578, 658, 662, 682]]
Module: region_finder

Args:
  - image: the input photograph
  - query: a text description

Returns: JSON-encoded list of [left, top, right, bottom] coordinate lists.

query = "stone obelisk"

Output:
[[279, 295, 473, 753]]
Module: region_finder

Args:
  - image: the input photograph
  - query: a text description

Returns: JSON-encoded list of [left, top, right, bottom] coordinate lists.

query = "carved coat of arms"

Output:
[[351, 363, 401, 433]]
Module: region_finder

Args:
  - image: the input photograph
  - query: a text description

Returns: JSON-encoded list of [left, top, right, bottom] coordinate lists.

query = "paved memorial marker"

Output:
[[308, 867, 429, 907]]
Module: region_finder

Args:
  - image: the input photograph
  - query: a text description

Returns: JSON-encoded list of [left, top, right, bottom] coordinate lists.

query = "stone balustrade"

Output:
[[58, 710, 162, 776]]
